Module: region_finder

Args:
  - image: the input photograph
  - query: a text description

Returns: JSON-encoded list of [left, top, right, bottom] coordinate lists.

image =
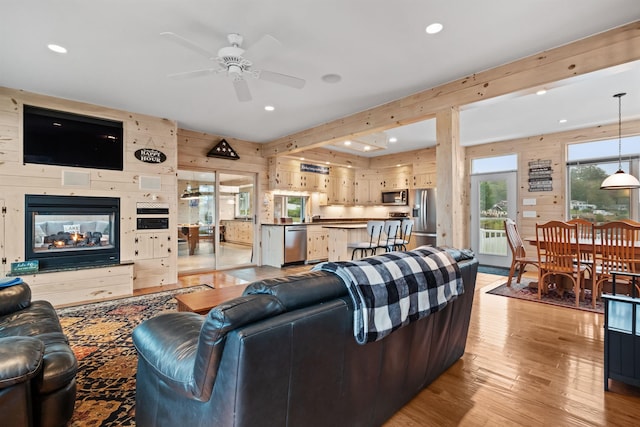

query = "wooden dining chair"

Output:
[[536, 220, 586, 307], [591, 220, 640, 308], [504, 218, 539, 287], [567, 218, 594, 273]]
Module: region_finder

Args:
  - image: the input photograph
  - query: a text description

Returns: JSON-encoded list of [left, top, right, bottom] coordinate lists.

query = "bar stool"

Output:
[[392, 218, 414, 251], [348, 220, 384, 260], [380, 220, 402, 252]]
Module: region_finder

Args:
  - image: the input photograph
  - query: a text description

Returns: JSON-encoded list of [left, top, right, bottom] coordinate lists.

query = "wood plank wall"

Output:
[[0, 87, 178, 304]]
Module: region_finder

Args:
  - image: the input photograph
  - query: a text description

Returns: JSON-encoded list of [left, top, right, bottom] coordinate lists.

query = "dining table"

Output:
[[178, 224, 200, 255], [524, 235, 640, 293]]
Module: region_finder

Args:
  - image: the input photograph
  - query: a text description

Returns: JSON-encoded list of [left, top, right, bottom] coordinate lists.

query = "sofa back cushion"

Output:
[[243, 271, 346, 311]]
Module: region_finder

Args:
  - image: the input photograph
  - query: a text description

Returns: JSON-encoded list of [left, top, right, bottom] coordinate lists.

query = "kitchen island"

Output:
[[321, 223, 369, 262], [261, 221, 377, 266]]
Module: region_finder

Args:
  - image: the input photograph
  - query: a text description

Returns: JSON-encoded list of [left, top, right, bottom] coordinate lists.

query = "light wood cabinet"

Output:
[[221, 220, 253, 245], [306, 225, 329, 261], [134, 232, 172, 260], [328, 166, 355, 205], [413, 172, 435, 188], [383, 166, 412, 189], [261, 225, 284, 267], [353, 169, 384, 205], [353, 179, 370, 204]]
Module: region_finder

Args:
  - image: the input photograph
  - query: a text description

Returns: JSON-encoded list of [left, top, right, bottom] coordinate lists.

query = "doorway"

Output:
[[177, 170, 255, 274], [470, 166, 517, 268]]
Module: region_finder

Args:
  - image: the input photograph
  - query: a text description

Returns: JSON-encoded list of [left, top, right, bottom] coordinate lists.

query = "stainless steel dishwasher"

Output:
[[284, 225, 307, 264]]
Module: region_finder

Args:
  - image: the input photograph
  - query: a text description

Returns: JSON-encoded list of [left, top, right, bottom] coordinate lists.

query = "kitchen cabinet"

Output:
[[134, 232, 171, 260], [353, 169, 384, 205], [261, 225, 285, 267], [353, 179, 370, 204], [328, 167, 355, 205], [306, 225, 329, 261], [383, 166, 412, 189], [413, 172, 435, 188], [221, 220, 253, 245]]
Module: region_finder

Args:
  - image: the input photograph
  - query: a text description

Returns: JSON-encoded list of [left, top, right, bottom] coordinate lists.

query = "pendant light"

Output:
[[180, 183, 201, 199], [600, 92, 640, 190]]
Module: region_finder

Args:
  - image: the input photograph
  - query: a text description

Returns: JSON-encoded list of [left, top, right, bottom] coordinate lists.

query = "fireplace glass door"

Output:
[[25, 194, 120, 270], [32, 213, 116, 253]]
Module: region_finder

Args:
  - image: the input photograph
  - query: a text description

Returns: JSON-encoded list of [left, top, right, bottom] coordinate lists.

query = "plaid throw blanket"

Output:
[[313, 246, 463, 344]]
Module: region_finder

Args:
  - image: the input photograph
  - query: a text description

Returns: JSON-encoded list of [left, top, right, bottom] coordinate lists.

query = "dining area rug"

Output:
[[487, 278, 604, 313], [56, 285, 211, 426]]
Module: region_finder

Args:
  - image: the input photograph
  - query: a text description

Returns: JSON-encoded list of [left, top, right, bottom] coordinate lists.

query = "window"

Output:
[[567, 137, 639, 222], [273, 195, 309, 222], [471, 154, 517, 174], [236, 192, 251, 217]]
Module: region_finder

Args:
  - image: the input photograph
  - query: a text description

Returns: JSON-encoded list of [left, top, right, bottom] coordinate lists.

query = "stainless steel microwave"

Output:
[[381, 189, 408, 206]]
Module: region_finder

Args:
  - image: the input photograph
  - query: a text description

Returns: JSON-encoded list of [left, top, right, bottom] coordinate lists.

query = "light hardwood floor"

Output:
[[138, 268, 640, 426]]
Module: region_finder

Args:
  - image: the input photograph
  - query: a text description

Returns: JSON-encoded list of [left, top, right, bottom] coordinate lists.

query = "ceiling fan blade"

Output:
[[258, 70, 306, 89], [233, 78, 252, 102], [244, 34, 282, 63], [160, 31, 216, 59], [167, 68, 222, 79]]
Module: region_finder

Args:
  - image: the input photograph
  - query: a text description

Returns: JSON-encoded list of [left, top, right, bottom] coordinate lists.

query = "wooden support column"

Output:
[[435, 107, 468, 249]]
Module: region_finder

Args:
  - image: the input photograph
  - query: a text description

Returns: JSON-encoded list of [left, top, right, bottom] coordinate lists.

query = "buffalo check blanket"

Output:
[[313, 246, 462, 344]]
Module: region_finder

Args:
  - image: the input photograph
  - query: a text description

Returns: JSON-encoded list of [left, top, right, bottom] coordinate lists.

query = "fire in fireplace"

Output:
[[25, 195, 120, 271]]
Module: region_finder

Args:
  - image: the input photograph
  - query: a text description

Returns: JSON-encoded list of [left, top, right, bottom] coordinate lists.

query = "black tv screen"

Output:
[[23, 105, 124, 171]]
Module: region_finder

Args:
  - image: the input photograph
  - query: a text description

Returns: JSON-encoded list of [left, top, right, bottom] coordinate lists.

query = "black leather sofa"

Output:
[[133, 252, 478, 427], [0, 282, 77, 427]]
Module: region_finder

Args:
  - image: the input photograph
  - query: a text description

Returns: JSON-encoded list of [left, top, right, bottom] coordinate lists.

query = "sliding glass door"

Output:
[[177, 170, 255, 274]]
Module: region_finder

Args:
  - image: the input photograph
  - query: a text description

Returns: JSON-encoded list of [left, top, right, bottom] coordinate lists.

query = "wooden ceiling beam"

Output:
[[261, 21, 640, 158]]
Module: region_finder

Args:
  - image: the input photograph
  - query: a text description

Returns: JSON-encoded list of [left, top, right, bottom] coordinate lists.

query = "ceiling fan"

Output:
[[160, 32, 306, 102]]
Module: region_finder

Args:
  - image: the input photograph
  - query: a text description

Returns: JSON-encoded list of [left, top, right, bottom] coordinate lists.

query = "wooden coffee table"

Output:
[[175, 286, 246, 315]]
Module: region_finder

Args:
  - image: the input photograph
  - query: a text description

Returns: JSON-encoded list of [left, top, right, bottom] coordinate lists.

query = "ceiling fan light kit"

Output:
[[600, 92, 640, 190], [162, 31, 305, 102]]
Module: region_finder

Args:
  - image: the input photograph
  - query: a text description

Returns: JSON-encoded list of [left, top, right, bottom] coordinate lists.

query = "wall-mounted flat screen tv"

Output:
[[23, 105, 124, 171]]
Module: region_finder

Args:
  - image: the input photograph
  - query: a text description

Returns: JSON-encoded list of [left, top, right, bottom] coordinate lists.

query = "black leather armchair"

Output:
[[0, 282, 77, 427]]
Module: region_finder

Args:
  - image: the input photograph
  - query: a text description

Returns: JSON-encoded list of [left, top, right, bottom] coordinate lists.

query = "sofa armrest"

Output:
[[0, 336, 44, 389], [0, 283, 31, 316], [133, 294, 284, 402]]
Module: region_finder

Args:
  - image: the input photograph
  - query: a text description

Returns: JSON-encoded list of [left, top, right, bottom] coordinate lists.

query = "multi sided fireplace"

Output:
[[25, 194, 120, 271]]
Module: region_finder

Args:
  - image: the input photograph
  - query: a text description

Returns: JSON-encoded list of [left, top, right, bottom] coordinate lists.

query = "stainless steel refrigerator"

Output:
[[412, 188, 437, 247]]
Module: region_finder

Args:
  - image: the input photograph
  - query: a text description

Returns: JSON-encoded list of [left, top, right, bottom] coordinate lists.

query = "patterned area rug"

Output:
[[56, 286, 210, 426], [487, 277, 604, 313]]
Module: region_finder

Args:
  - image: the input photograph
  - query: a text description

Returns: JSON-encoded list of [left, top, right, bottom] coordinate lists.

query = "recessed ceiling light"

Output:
[[321, 74, 342, 83], [344, 140, 351, 146], [299, 157, 305, 161], [347, 165, 352, 168], [425, 23, 443, 35], [47, 44, 67, 54], [559, 119, 568, 124], [325, 161, 330, 165], [388, 137, 398, 143], [264, 105, 275, 111], [536, 89, 547, 95], [363, 146, 371, 151], [396, 164, 401, 167]]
